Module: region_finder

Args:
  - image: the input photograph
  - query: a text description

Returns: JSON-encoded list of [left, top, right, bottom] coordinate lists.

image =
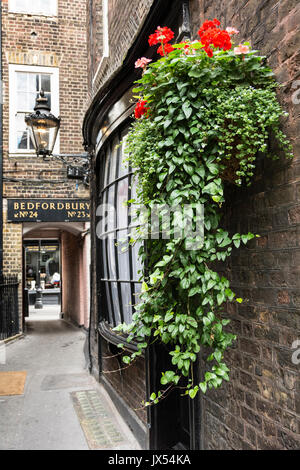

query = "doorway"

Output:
[[147, 342, 199, 450]]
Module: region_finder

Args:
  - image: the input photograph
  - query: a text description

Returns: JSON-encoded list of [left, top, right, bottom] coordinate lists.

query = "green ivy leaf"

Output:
[[187, 317, 198, 328], [182, 102, 193, 119], [217, 293, 225, 305], [165, 311, 174, 322], [189, 386, 199, 399]]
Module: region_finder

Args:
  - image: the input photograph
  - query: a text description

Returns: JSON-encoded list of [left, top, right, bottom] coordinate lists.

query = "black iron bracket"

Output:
[[49, 151, 93, 186]]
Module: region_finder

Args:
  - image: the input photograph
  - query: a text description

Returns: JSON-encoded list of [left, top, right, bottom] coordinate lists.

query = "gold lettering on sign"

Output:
[[9, 199, 90, 223]]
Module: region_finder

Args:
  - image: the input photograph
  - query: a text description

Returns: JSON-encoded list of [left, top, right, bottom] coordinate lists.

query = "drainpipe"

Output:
[[0, 2, 3, 277]]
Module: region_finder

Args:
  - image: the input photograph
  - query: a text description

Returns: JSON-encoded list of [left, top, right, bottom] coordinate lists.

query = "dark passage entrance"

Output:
[[24, 239, 61, 307], [147, 342, 199, 450]]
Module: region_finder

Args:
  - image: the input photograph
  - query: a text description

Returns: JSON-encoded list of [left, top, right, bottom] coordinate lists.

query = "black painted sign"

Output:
[[7, 199, 90, 223]]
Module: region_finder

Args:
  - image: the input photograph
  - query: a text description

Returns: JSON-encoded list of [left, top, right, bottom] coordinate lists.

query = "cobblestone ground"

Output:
[[0, 312, 140, 450]]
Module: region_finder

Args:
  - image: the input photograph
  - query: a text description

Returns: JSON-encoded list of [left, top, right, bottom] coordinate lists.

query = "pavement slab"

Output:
[[0, 315, 141, 450]]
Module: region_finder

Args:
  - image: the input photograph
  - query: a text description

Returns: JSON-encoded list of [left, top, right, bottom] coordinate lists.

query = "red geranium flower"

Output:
[[134, 100, 149, 119], [197, 18, 220, 37], [204, 46, 213, 58], [157, 43, 175, 56], [148, 26, 174, 46], [197, 19, 232, 56]]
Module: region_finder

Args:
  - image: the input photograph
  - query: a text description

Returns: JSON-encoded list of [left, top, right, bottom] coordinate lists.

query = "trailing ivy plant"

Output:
[[114, 21, 293, 404]]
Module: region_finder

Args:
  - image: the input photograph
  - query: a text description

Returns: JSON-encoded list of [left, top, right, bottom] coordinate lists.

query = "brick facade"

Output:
[[1, 0, 89, 328], [85, 0, 154, 109], [188, 0, 300, 450], [85, 0, 300, 449]]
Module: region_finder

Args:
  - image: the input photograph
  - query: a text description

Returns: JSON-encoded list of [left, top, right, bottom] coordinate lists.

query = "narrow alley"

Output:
[[0, 311, 140, 450], [0, 0, 299, 452]]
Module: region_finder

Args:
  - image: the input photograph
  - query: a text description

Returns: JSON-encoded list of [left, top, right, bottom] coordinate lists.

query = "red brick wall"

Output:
[[87, 0, 103, 87], [61, 231, 81, 325], [1, 0, 89, 284], [101, 340, 147, 424], [189, 0, 300, 450], [86, 0, 154, 107]]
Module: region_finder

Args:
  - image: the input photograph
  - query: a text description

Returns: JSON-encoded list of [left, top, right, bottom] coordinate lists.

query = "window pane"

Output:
[[117, 230, 130, 280], [41, 74, 51, 92], [101, 191, 110, 234], [17, 131, 28, 149], [107, 239, 117, 280], [118, 131, 129, 177], [131, 174, 138, 201], [35, 74, 40, 92], [16, 113, 27, 131], [103, 149, 110, 187], [132, 241, 143, 281], [117, 179, 128, 229], [102, 239, 108, 278], [133, 283, 142, 312], [28, 92, 37, 111], [17, 92, 28, 110], [107, 186, 115, 231], [111, 282, 121, 324], [16, 72, 51, 111], [17, 73, 27, 91], [109, 138, 118, 182], [121, 284, 132, 323], [45, 92, 51, 109], [105, 282, 114, 325]]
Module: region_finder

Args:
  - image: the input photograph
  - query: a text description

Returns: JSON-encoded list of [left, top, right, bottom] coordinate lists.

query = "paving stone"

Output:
[[71, 390, 128, 449]]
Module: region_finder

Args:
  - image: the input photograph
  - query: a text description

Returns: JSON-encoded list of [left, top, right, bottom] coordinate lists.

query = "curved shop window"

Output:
[[96, 115, 143, 331]]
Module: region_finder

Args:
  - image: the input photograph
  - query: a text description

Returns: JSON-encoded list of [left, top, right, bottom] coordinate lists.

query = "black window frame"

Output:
[[96, 120, 143, 332]]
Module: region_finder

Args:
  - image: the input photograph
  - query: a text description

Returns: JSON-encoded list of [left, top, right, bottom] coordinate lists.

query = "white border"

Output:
[[9, 64, 60, 156]]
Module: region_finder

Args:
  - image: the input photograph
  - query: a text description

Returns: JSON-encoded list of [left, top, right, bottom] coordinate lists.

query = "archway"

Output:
[[23, 222, 90, 328]]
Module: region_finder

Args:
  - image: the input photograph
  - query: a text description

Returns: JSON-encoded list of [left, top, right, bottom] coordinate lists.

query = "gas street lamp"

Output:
[[25, 90, 61, 157], [25, 90, 91, 185]]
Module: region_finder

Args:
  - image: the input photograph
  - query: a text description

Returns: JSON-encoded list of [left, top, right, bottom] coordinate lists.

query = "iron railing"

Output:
[[0, 275, 19, 340]]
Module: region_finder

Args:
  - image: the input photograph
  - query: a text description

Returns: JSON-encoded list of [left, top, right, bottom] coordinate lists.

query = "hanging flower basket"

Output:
[[113, 20, 293, 405]]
